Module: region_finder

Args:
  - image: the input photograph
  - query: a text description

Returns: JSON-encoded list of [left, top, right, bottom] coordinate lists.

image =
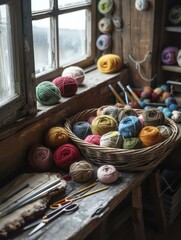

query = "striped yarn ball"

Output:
[[45, 127, 69, 148], [36, 81, 61, 106], [139, 126, 163, 147], [62, 66, 85, 85], [52, 76, 78, 97], [73, 121, 92, 140], [140, 109, 165, 126], [100, 131, 123, 148], [118, 116, 142, 138], [123, 137, 142, 149], [157, 125, 171, 140], [97, 105, 109, 116], [91, 115, 118, 136], [102, 105, 120, 119], [117, 108, 138, 122]]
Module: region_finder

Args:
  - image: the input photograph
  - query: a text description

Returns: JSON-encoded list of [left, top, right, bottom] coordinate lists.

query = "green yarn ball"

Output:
[[123, 137, 142, 149], [36, 81, 61, 106]]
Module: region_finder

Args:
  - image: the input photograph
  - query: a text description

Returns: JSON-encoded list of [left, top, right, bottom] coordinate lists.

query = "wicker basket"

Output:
[[64, 108, 179, 172]]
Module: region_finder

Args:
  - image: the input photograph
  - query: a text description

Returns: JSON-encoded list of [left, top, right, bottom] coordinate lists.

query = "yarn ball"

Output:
[[102, 105, 120, 119], [36, 81, 61, 106], [154, 87, 163, 96], [157, 106, 164, 112], [140, 109, 165, 126], [135, 0, 149, 11], [117, 108, 137, 122], [62, 66, 85, 85], [165, 97, 177, 106], [157, 125, 172, 140], [100, 131, 123, 148], [138, 101, 146, 109], [73, 121, 92, 140], [129, 101, 141, 109], [143, 99, 151, 104], [98, 0, 114, 15], [91, 115, 118, 136], [87, 116, 96, 124], [69, 160, 94, 183], [28, 145, 53, 171], [143, 86, 153, 93], [168, 5, 181, 25], [140, 91, 152, 99], [162, 107, 172, 118], [45, 127, 69, 148], [168, 103, 178, 111], [118, 116, 142, 138], [162, 91, 171, 101], [123, 137, 142, 149], [160, 84, 169, 92], [161, 47, 178, 65], [97, 105, 109, 116], [151, 92, 159, 101], [84, 134, 101, 145], [177, 49, 181, 67], [96, 34, 111, 51], [97, 165, 119, 184], [139, 126, 163, 147], [172, 110, 181, 123], [52, 76, 78, 97], [98, 17, 113, 34], [54, 143, 80, 171], [97, 54, 123, 74]]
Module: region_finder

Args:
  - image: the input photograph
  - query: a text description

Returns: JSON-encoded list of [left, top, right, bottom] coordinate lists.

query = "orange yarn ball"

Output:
[[162, 91, 171, 101], [139, 126, 163, 147], [143, 86, 153, 93], [45, 127, 69, 148]]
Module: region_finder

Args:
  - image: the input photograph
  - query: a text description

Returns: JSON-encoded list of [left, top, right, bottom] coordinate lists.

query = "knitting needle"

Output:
[[126, 85, 141, 103], [117, 81, 134, 102], [108, 84, 125, 105]]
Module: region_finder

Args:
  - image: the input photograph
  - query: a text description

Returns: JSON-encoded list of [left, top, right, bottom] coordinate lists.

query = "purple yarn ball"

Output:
[[161, 47, 178, 65]]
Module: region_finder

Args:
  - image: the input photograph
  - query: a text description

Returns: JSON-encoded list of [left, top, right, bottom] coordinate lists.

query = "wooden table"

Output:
[[10, 169, 166, 240]]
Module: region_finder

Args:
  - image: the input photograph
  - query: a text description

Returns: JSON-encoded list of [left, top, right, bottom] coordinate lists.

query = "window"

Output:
[[0, 0, 96, 131], [31, 0, 96, 83]]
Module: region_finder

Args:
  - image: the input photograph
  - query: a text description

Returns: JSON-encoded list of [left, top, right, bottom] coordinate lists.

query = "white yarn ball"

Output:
[[177, 49, 181, 67], [62, 66, 85, 85], [171, 110, 181, 123], [97, 165, 119, 184], [135, 0, 149, 11]]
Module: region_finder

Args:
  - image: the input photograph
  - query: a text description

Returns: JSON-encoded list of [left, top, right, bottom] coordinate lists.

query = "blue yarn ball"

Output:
[[165, 97, 177, 106], [73, 121, 92, 140], [157, 106, 164, 112], [168, 103, 178, 111], [118, 116, 142, 138], [160, 84, 169, 92], [138, 101, 146, 109]]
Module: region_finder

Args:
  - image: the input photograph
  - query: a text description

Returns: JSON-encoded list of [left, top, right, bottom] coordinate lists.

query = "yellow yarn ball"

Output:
[[45, 127, 69, 148], [154, 87, 163, 96], [69, 160, 94, 183], [91, 115, 118, 136], [97, 54, 123, 74]]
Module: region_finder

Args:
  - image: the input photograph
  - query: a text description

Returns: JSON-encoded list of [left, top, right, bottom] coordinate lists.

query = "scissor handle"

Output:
[[45, 203, 79, 222]]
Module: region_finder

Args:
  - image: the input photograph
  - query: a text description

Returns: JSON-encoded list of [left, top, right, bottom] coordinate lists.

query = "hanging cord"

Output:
[[129, 51, 157, 82]]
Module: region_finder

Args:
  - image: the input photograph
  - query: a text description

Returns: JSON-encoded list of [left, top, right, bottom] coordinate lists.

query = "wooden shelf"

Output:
[[161, 65, 181, 73], [165, 26, 181, 33]]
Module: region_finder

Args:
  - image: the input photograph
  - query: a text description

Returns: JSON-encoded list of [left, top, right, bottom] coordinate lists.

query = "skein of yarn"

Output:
[[97, 165, 119, 184], [123, 137, 142, 149], [97, 54, 123, 73], [157, 125, 171, 140], [52, 76, 78, 97], [135, 0, 149, 11], [96, 34, 111, 51], [98, 17, 113, 34], [36, 81, 61, 106], [54, 143, 80, 171], [177, 49, 181, 67], [84, 135, 101, 145], [62, 66, 85, 85], [139, 126, 163, 147], [117, 108, 138, 122], [161, 47, 179, 65], [100, 131, 123, 148], [91, 115, 118, 136], [28, 145, 53, 171], [98, 0, 114, 15], [102, 105, 120, 119], [69, 160, 94, 183], [118, 116, 142, 138], [73, 121, 92, 139], [45, 127, 69, 148], [140, 109, 165, 126]]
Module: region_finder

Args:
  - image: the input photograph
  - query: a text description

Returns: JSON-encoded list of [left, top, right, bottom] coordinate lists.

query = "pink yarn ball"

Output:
[[52, 76, 78, 97], [87, 116, 96, 124], [54, 144, 80, 171], [28, 145, 53, 171], [84, 135, 101, 145], [97, 165, 119, 184]]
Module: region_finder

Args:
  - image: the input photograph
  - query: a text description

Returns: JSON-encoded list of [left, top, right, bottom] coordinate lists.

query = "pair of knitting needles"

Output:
[[108, 81, 141, 105]]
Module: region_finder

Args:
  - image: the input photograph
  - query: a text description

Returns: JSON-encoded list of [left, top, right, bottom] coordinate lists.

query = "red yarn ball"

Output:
[[129, 101, 141, 109], [54, 144, 80, 171], [28, 145, 53, 171], [52, 76, 78, 97], [84, 134, 101, 145], [151, 92, 159, 101]]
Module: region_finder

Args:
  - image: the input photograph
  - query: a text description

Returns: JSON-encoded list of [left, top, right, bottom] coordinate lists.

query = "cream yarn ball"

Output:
[[135, 0, 149, 11], [62, 66, 85, 85], [97, 165, 119, 184]]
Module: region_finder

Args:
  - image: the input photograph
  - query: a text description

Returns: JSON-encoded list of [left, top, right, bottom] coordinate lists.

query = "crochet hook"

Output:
[[108, 84, 125, 105], [117, 81, 134, 102], [126, 85, 141, 103]]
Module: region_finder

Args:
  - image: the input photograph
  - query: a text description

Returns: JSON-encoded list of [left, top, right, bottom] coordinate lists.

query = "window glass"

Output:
[[58, 0, 90, 8], [31, 0, 53, 12], [32, 18, 55, 76], [0, 4, 15, 105], [58, 10, 87, 67]]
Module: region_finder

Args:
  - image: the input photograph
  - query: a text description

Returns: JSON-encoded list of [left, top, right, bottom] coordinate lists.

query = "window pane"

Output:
[[32, 18, 55, 76], [0, 5, 15, 105], [58, 0, 90, 8], [31, 0, 53, 12], [58, 10, 87, 67]]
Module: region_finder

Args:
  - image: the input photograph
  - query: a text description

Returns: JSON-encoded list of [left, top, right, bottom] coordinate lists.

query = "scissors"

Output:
[[50, 181, 109, 210], [28, 202, 79, 236]]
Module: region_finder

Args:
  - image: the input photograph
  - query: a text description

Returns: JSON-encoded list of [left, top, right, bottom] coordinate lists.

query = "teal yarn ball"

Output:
[[36, 81, 61, 106], [100, 131, 123, 148], [118, 116, 142, 138], [163, 107, 172, 118], [73, 121, 92, 140], [160, 84, 169, 92]]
